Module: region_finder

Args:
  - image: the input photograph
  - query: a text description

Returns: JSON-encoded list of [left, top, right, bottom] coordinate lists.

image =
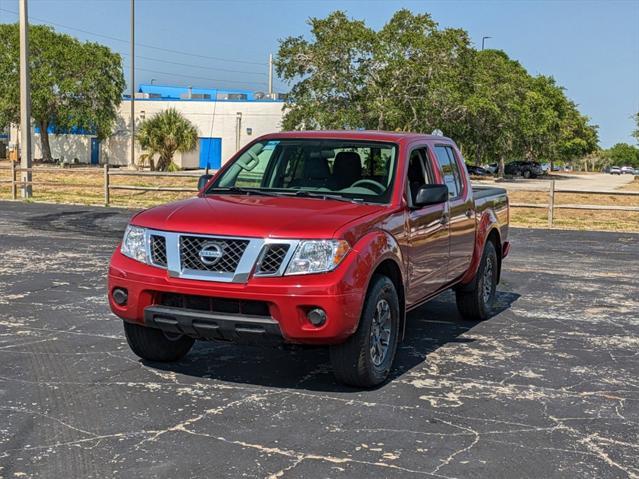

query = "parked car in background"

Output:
[[505, 161, 544, 178], [483, 163, 499, 174], [621, 166, 635, 175], [609, 166, 622, 175], [466, 164, 491, 176], [552, 164, 561, 171]]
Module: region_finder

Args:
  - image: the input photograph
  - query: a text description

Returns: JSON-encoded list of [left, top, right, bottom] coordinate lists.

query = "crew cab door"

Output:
[[405, 146, 450, 306], [432, 144, 476, 282]]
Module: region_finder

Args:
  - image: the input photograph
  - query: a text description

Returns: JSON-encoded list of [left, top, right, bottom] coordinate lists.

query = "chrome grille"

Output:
[[180, 236, 249, 273], [150, 235, 167, 267], [256, 244, 290, 275]]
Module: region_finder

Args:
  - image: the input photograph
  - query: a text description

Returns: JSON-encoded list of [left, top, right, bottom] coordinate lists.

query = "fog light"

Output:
[[307, 308, 326, 326], [112, 288, 128, 306]]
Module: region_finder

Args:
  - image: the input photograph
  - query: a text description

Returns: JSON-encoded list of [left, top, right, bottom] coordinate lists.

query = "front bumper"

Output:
[[107, 248, 366, 345], [144, 304, 284, 344]]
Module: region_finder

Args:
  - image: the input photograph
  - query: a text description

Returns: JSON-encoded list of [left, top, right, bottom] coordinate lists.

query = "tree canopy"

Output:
[[136, 108, 199, 171], [276, 10, 599, 173], [0, 23, 125, 161], [603, 143, 639, 168]]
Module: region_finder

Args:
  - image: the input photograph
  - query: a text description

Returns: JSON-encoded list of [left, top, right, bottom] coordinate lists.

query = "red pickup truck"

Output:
[[108, 131, 509, 387]]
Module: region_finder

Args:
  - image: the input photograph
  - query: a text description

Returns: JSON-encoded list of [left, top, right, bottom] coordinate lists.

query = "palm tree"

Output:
[[136, 108, 198, 171]]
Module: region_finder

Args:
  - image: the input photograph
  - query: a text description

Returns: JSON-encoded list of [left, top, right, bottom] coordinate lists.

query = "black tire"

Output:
[[330, 275, 400, 388], [522, 169, 531, 179], [455, 241, 498, 321], [123, 321, 194, 362]]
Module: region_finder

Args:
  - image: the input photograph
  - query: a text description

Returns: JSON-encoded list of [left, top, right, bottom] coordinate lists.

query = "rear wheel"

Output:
[[330, 275, 400, 388], [123, 321, 194, 362], [456, 241, 498, 321]]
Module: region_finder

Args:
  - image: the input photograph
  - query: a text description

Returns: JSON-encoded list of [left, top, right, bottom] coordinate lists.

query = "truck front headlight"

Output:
[[121, 225, 147, 263], [285, 240, 350, 275]]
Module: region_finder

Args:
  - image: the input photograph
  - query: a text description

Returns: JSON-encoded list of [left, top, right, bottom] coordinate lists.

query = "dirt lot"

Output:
[[1, 202, 637, 478]]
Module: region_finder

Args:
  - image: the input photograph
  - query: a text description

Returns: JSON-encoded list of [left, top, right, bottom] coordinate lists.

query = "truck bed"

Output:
[[472, 185, 507, 200]]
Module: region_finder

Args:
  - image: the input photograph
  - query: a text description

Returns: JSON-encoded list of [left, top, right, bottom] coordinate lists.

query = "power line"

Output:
[[129, 54, 267, 77], [0, 7, 268, 67], [130, 67, 267, 87]]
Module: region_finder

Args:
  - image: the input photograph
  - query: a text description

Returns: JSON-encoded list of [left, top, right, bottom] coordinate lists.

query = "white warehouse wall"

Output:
[[107, 99, 284, 168], [12, 99, 284, 168]]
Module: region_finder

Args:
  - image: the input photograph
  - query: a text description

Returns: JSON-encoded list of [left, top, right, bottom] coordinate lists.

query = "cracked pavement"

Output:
[[0, 201, 638, 478]]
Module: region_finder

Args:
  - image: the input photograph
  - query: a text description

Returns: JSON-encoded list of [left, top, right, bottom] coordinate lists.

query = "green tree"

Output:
[[461, 50, 530, 176], [0, 24, 125, 161], [136, 108, 198, 171], [275, 10, 599, 177], [633, 112, 639, 144], [275, 10, 473, 134], [604, 143, 639, 168]]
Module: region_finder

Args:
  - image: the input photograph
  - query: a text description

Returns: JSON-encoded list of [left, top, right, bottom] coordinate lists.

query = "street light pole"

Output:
[[481, 36, 492, 51], [129, 0, 135, 168], [268, 53, 273, 98], [19, 0, 32, 198]]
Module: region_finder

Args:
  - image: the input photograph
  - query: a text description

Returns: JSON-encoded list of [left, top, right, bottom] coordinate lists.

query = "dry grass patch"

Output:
[[621, 178, 639, 192], [0, 165, 197, 207], [509, 190, 639, 207]]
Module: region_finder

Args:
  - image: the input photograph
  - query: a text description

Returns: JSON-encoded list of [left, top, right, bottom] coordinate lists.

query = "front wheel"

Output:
[[455, 241, 498, 321], [124, 322, 194, 362], [330, 275, 400, 388]]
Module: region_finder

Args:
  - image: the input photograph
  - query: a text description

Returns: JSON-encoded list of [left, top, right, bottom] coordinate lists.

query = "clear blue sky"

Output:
[[1, 0, 638, 147]]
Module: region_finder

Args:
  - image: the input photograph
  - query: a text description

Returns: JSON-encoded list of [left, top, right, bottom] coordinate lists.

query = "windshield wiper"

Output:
[[207, 186, 281, 197], [294, 190, 362, 203]]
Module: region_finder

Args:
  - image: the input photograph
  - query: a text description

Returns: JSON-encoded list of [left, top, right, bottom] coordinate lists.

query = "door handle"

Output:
[[465, 209, 473, 218], [440, 212, 449, 225]]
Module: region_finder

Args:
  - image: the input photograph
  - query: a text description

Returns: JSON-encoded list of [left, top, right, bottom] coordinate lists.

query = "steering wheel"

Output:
[[350, 179, 386, 194]]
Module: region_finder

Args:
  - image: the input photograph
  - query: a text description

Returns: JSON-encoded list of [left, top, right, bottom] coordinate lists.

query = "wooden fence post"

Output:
[[104, 163, 110, 206], [11, 160, 17, 200], [548, 180, 555, 228]]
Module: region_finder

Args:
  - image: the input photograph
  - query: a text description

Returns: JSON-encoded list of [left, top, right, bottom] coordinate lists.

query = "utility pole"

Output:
[[129, 0, 135, 168], [481, 36, 492, 51], [19, 0, 32, 198], [235, 112, 242, 152], [268, 53, 273, 99]]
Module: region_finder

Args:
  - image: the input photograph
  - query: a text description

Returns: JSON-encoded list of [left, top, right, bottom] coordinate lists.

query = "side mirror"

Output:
[[414, 184, 448, 207], [198, 174, 213, 190]]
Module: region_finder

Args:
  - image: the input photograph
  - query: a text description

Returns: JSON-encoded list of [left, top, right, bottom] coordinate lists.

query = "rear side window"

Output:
[[434, 146, 462, 198]]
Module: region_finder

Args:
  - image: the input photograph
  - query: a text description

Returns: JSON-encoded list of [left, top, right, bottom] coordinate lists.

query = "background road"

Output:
[[0, 202, 638, 478], [475, 172, 637, 192]]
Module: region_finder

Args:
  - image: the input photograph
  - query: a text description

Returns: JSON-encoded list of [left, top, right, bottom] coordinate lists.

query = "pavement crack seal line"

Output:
[[548, 415, 639, 478], [428, 419, 481, 476], [178, 432, 450, 479], [0, 406, 97, 438], [0, 320, 122, 340], [0, 431, 159, 456], [133, 392, 277, 450]]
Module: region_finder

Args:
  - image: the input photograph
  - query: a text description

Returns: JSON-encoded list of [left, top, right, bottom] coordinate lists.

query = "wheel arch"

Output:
[[458, 213, 503, 287], [371, 258, 406, 340], [351, 229, 407, 342], [486, 227, 503, 284]]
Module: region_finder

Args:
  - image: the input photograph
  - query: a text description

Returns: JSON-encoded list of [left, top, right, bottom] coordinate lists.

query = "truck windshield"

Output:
[[208, 139, 398, 203]]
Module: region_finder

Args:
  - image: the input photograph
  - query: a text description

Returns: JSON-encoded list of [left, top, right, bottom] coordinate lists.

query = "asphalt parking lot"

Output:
[[1, 201, 638, 478]]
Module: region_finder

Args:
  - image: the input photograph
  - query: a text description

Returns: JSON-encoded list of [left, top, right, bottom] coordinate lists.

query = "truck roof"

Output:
[[261, 130, 452, 143]]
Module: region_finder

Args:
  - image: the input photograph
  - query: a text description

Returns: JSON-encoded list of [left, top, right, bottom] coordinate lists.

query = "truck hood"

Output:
[[131, 195, 386, 239]]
